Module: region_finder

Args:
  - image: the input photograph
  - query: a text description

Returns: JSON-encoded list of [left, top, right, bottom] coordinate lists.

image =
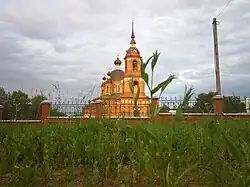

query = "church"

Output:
[[83, 21, 150, 117]]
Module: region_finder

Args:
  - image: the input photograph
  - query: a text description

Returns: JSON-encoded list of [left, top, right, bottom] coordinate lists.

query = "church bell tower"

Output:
[[122, 20, 146, 97]]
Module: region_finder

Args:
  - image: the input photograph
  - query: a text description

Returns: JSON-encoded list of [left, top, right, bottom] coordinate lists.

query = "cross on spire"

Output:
[[131, 19, 135, 39], [130, 19, 136, 45]]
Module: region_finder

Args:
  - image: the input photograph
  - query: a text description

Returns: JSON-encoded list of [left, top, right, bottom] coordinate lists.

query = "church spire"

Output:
[[130, 19, 136, 46]]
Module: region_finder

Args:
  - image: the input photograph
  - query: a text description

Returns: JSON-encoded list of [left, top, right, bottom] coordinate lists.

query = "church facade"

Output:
[[83, 21, 150, 117]]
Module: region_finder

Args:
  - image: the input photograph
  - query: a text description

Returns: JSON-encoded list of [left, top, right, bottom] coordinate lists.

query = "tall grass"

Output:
[[0, 120, 250, 186]]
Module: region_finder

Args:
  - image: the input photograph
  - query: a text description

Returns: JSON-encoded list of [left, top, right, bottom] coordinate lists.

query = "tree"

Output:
[[223, 95, 246, 113], [0, 87, 70, 119], [191, 91, 246, 113], [0, 87, 13, 119], [10, 90, 31, 120], [191, 91, 216, 113]]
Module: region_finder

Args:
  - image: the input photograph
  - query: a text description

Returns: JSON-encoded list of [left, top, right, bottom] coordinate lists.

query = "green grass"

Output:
[[1, 120, 250, 186]]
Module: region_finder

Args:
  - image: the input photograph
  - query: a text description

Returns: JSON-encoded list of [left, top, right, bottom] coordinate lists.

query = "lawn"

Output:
[[1, 119, 250, 186]]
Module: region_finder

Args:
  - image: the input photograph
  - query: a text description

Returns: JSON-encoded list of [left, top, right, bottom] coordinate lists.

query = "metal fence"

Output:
[[50, 97, 190, 117], [50, 96, 250, 117], [51, 101, 89, 116], [159, 96, 197, 111], [51, 100, 150, 117], [101, 100, 150, 117]]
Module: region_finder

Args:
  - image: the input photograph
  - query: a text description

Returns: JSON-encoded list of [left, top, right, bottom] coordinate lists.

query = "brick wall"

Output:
[[1, 97, 250, 125]]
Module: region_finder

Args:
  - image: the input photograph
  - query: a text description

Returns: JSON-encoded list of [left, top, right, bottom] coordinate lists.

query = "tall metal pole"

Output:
[[212, 18, 222, 95]]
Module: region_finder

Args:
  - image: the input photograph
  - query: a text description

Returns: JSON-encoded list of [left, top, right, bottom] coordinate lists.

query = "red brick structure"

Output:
[[41, 100, 51, 122], [152, 97, 159, 113], [94, 100, 102, 119], [212, 95, 224, 115]]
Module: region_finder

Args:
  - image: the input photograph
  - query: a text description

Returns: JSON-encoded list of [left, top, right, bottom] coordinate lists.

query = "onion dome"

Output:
[[111, 69, 124, 81], [106, 71, 112, 83], [114, 55, 122, 66]]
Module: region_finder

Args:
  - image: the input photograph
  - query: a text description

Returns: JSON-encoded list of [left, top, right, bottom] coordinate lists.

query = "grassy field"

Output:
[[1, 120, 250, 187]]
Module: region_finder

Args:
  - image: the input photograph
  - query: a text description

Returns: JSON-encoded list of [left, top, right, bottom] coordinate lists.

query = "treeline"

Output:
[[0, 87, 247, 120], [0, 87, 63, 120], [0, 87, 45, 120], [160, 91, 246, 113]]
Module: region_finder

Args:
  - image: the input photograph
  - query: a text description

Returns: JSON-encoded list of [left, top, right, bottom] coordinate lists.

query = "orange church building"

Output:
[[83, 21, 150, 117]]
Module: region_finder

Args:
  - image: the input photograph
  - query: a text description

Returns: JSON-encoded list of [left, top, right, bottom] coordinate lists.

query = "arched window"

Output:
[[134, 81, 139, 94], [134, 81, 139, 86], [133, 60, 138, 71], [120, 84, 122, 93]]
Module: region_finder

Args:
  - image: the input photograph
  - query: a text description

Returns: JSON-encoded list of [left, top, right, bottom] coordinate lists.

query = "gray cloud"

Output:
[[0, 0, 250, 100]]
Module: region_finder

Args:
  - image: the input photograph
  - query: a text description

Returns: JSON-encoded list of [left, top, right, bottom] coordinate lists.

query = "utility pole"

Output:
[[212, 18, 222, 95]]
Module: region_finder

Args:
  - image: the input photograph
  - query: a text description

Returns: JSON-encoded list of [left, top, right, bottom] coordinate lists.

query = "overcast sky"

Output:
[[0, 0, 249, 99]]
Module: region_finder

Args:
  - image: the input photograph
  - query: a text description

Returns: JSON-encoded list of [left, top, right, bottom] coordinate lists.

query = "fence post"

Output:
[[152, 97, 159, 115], [212, 95, 223, 115], [246, 98, 250, 113], [95, 100, 102, 119], [0, 105, 3, 120], [152, 97, 159, 111], [41, 100, 51, 122]]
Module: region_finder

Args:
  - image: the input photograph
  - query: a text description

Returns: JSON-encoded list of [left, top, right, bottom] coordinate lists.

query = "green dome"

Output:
[[110, 69, 124, 81]]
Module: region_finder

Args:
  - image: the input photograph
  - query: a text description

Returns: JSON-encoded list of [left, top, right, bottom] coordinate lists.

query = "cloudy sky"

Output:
[[0, 0, 249, 99]]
